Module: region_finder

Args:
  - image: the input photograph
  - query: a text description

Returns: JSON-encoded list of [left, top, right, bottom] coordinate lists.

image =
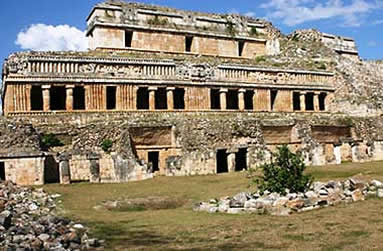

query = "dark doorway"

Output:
[[73, 86, 85, 110], [227, 90, 239, 110], [137, 87, 149, 110], [0, 162, 5, 181], [244, 90, 254, 110], [44, 156, 60, 184], [271, 90, 278, 111], [125, 30, 133, 48], [106, 86, 116, 110], [319, 93, 327, 111], [31, 86, 43, 111], [293, 92, 301, 111], [210, 89, 220, 109], [148, 151, 160, 173], [235, 148, 247, 171], [174, 88, 185, 110], [216, 149, 228, 173], [238, 41, 245, 57], [155, 88, 167, 110], [305, 92, 314, 111], [50, 86, 66, 110], [185, 36, 193, 52]]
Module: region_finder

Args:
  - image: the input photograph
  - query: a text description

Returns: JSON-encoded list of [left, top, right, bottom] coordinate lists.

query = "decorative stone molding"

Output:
[[176, 63, 215, 81]]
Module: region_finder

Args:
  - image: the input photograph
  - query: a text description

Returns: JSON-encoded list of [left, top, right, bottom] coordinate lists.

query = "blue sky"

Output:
[[1, 0, 383, 65]]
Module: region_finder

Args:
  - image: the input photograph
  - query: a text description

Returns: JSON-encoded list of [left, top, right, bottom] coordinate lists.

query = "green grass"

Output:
[[44, 161, 383, 250]]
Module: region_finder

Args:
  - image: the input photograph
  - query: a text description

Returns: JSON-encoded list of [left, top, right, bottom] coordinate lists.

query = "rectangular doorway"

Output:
[[235, 148, 247, 171], [148, 151, 160, 173], [106, 86, 117, 110], [216, 149, 228, 173], [0, 162, 5, 181]]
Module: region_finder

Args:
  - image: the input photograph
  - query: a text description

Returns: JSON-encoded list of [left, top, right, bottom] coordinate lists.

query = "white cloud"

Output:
[[15, 24, 88, 51], [373, 19, 383, 25], [245, 12, 256, 18], [261, 0, 382, 27], [368, 40, 377, 47]]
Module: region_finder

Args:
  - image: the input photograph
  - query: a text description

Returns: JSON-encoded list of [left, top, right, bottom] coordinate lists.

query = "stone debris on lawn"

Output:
[[194, 177, 383, 216], [0, 181, 103, 250]]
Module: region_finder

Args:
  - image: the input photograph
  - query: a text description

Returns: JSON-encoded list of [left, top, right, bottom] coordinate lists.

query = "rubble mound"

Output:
[[194, 177, 383, 216], [0, 181, 103, 250]]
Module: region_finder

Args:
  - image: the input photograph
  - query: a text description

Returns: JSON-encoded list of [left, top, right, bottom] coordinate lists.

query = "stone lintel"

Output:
[[87, 153, 100, 160]]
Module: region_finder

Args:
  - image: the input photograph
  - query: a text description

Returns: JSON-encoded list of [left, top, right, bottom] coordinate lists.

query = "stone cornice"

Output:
[[218, 65, 334, 76], [27, 56, 176, 66]]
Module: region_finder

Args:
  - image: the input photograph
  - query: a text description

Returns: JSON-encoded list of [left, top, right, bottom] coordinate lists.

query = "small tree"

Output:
[[253, 145, 313, 195], [101, 139, 113, 153], [41, 133, 64, 150]]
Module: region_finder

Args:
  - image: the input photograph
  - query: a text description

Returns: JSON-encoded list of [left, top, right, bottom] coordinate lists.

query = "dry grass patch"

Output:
[[44, 161, 383, 250]]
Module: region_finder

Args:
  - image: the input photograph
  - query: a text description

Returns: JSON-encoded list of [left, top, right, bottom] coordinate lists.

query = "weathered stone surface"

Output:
[[0, 181, 102, 250]]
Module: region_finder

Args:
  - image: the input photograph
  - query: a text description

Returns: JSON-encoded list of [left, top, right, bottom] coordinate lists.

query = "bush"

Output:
[[101, 139, 113, 153], [250, 27, 258, 36], [225, 21, 236, 36], [41, 133, 64, 150], [147, 16, 168, 26], [253, 145, 313, 195]]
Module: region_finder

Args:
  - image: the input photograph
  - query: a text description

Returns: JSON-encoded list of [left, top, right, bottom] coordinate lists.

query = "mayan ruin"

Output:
[[1, 0, 383, 187]]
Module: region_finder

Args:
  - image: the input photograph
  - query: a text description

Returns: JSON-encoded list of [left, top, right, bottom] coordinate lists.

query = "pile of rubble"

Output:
[[0, 181, 103, 250], [194, 177, 383, 216]]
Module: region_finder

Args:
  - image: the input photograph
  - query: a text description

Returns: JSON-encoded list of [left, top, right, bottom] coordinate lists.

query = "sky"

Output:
[[1, 0, 383, 66]]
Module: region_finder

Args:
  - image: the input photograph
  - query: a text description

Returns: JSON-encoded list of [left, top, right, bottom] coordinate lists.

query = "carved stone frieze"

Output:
[[176, 63, 214, 81], [247, 71, 313, 84], [6, 57, 29, 75], [79, 63, 143, 76]]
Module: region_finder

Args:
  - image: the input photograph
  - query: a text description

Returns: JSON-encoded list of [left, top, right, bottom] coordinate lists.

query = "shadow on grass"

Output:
[[90, 221, 177, 249], [90, 220, 291, 250]]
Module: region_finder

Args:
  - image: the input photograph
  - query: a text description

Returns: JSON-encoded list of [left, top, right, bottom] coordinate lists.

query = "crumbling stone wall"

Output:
[[1, 112, 383, 185]]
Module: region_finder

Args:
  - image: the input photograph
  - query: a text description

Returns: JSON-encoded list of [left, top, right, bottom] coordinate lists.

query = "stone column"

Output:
[[299, 91, 306, 111], [87, 153, 100, 183], [167, 87, 175, 110], [238, 89, 246, 111], [58, 154, 71, 185], [227, 152, 236, 173], [148, 87, 157, 111], [42, 85, 51, 112], [66, 85, 75, 111], [325, 92, 333, 112], [314, 92, 320, 111], [219, 88, 228, 110], [252, 89, 257, 111]]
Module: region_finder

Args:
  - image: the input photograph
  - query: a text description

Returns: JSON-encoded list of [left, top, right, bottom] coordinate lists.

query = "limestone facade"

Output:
[[2, 53, 335, 116], [0, 1, 381, 186]]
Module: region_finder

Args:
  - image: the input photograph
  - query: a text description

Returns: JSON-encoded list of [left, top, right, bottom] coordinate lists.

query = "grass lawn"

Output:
[[44, 161, 383, 250]]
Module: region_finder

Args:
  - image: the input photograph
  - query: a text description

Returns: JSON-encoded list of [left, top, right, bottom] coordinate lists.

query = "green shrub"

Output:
[[250, 27, 258, 36], [253, 145, 313, 195], [41, 133, 64, 150], [147, 16, 168, 26], [226, 21, 236, 36], [255, 56, 266, 63], [317, 62, 327, 70], [101, 139, 113, 153]]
